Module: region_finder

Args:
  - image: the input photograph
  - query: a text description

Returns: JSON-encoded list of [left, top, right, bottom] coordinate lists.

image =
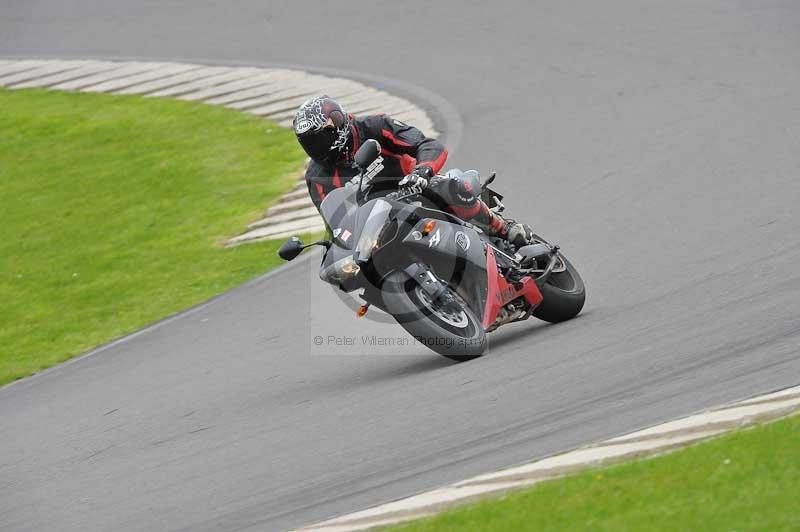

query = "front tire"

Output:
[[382, 271, 486, 361]]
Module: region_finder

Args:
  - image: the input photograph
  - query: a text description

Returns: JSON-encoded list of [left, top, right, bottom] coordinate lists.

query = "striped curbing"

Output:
[[293, 384, 800, 531], [0, 58, 441, 245]]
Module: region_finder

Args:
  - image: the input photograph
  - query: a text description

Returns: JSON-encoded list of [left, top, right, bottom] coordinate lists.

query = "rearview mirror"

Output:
[[354, 139, 381, 169], [278, 236, 305, 261]]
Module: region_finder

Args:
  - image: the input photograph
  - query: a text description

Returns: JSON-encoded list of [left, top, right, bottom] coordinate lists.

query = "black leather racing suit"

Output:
[[305, 114, 507, 235]]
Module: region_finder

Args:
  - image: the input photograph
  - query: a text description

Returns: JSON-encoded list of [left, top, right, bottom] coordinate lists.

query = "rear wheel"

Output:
[[382, 271, 486, 361], [532, 252, 586, 323]]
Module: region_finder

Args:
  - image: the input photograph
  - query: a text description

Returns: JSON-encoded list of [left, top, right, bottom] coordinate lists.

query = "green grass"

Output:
[[0, 88, 308, 385], [389, 414, 800, 532]]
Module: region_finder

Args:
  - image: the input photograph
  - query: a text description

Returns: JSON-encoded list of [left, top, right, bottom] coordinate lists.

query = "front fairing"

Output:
[[365, 208, 490, 319], [318, 196, 395, 291], [401, 220, 489, 318], [318, 193, 490, 321]]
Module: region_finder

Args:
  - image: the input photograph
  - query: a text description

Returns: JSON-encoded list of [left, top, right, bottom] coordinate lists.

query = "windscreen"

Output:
[[320, 186, 359, 247], [353, 199, 392, 263]]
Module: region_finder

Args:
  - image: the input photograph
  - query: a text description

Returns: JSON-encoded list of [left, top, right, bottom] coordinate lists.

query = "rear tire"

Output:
[[382, 271, 486, 361], [532, 253, 586, 323]]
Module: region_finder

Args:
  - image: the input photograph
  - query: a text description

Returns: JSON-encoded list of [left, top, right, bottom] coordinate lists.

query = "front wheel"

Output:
[[382, 271, 486, 361]]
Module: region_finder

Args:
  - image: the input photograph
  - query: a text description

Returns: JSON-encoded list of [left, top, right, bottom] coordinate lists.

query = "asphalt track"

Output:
[[2, 2, 800, 531]]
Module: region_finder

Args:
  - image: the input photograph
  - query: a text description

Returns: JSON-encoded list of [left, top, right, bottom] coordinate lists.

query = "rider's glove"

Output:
[[398, 166, 434, 193], [504, 221, 535, 247]]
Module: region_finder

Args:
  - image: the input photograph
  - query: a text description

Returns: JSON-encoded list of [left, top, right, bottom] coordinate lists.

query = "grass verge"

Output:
[[0, 88, 307, 385], [389, 414, 800, 531]]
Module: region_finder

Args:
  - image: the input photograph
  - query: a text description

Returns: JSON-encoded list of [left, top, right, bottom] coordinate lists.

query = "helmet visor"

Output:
[[298, 128, 337, 161]]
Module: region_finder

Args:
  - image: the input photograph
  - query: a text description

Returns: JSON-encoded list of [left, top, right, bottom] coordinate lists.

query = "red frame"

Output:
[[482, 247, 543, 329]]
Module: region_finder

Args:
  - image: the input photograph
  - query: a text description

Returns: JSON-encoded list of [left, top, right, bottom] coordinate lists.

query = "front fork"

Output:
[[402, 263, 465, 314], [361, 262, 462, 315]]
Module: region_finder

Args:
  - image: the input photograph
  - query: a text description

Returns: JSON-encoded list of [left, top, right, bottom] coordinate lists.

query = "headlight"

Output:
[[340, 258, 360, 275], [320, 256, 361, 284]]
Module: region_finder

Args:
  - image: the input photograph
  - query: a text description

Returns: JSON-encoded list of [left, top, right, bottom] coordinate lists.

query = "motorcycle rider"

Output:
[[293, 95, 533, 246]]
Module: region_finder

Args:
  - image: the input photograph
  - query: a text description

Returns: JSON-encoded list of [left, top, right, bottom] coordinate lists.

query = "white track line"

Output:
[[80, 63, 203, 93], [50, 62, 167, 91], [0, 59, 49, 77], [0, 60, 86, 85], [176, 70, 301, 101], [0, 58, 439, 246], [147, 68, 266, 98], [11, 61, 132, 89], [113, 66, 236, 95], [293, 385, 800, 532]]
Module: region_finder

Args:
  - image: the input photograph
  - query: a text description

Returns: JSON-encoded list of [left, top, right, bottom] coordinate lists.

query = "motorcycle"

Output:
[[278, 140, 585, 360]]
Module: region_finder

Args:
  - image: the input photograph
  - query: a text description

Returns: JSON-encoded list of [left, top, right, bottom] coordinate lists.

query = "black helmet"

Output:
[[293, 95, 351, 163]]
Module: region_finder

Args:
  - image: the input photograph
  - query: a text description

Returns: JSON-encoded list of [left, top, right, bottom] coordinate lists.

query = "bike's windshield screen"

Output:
[[319, 186, 359, 248], [320, 186, 358, 226], [353, 199, 392, 263]]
